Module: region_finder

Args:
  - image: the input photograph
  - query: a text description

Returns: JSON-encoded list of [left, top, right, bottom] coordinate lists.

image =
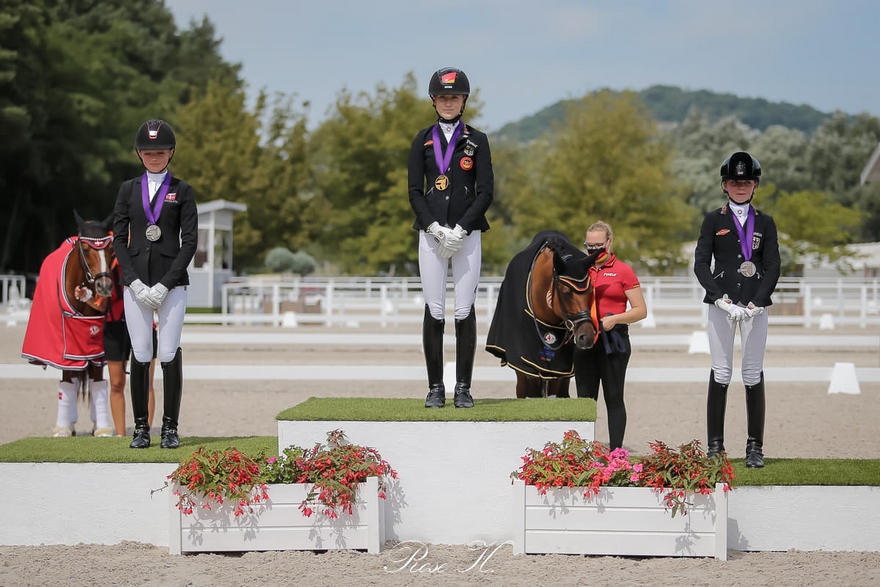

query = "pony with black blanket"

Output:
[[22, 211, 116, 437], [486, 230, 601, 398]]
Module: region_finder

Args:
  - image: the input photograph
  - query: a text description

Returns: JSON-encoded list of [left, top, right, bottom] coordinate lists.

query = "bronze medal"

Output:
[[434, 174, 449, 191], [145, 224, 162, 242], [739, 261, 756, 277]]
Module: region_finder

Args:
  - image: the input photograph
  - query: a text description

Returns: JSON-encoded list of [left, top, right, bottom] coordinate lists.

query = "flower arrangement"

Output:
[[511, 430, 734, 517], [166, 429, 397, 519], [263, 429, 397, 518]]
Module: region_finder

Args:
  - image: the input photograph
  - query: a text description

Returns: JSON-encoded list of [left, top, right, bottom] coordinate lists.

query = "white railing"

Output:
[[0, 275, 28, 313], [187, 276, 880, 329]]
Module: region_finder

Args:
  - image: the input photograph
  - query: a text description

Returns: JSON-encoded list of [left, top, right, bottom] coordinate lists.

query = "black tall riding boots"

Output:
[[745, 373, 766, 468], [160, 347, 183, 449], [129, 358, 152, 449], [423, 306, 446, 408], [706, 370, 728, 458], [453, 307, 476, 409]]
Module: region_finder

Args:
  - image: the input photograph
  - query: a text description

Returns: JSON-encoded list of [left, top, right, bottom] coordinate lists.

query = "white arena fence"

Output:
[[3, 274, 879, 329], [201, 276, 880, 329]]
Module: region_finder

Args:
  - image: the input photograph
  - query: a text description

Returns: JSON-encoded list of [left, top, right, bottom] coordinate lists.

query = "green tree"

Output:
[[309, 73, 442, 275], [758, 187, 863, 273], [510, 90, 694, 272]]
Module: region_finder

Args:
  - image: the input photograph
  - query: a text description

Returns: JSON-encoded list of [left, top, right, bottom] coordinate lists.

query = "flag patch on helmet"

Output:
[[441, 71, 457, 85]]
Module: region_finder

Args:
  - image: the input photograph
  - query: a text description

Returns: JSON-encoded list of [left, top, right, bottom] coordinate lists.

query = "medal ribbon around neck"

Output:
[[732, 205, 755, 261], [141, 173, 171, 226], [431, 123, 463, 176]]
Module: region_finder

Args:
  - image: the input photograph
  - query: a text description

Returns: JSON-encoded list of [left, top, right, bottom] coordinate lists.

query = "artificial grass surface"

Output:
[[0, 437, 878, 487], [277, 397, 598, 422], [0, 436, 276, 463]]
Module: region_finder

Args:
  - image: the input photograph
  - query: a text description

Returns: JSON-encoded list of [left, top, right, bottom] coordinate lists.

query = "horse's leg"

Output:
[[554, 378, 571, 399], [87, 363, 113, 437], [515, 373, 528, 399], [53, 370, 80, 437]]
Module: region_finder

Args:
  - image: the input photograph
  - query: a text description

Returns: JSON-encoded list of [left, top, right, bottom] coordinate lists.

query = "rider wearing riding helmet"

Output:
[[694, 152, 780, 468], [113, 119, 198, 449], [408, 67, 494, 409]]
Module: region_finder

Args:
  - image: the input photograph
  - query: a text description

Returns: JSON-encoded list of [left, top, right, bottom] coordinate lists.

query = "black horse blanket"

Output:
[[485, 230, 589, 380]]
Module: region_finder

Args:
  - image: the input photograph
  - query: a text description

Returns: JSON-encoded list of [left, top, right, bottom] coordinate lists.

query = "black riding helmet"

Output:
[[135, 119, 176, 150], [135, 119, 176, 169], [720, 152, 761, 182], [429, 67, 470, 122]]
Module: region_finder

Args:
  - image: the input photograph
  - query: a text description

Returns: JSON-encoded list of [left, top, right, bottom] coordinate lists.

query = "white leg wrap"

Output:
[[89, 379, 113, 436], [56, 380, 78, 429]]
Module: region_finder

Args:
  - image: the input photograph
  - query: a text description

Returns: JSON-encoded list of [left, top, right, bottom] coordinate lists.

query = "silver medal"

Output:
[[739, 261, 756, 277], [145, 224, 162, 242]]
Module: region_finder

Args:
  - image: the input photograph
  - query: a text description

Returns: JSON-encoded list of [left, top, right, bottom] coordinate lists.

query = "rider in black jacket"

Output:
[[408, 67, 494, 409], [694, 152, 781, 468]]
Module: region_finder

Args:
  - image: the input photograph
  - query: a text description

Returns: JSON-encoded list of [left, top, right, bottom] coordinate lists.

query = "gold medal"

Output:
[[739, 261, 756, 277], [145, 224, 162, 242], [434, 174, 449, 191]]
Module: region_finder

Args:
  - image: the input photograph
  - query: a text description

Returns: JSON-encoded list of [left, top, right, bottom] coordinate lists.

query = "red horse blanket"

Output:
[[21, 238, 106, 371]]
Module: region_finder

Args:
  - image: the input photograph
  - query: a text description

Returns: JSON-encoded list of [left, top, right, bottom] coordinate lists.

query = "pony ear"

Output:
[[74, 209, 85, 231], [585, 249, 603, 266], [552, 250, 567, 275]]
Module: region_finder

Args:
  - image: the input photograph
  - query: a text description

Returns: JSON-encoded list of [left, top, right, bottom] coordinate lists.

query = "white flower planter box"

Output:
[[512, 479, 728, 560], [169, 476, 384, 554]]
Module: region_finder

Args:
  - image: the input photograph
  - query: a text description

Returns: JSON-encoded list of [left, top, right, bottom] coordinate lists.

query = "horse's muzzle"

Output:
[[572, 325, 596, 350], [94, 275, 113, 298]]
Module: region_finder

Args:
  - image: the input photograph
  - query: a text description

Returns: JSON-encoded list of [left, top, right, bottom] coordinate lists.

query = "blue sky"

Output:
[[166, 0, 880, 132]]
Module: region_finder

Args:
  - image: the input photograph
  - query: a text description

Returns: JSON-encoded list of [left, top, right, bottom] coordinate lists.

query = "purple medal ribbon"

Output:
[[732, 205, 755, 261], [431, 123, 463, 174], [141, 173, 171, 225]]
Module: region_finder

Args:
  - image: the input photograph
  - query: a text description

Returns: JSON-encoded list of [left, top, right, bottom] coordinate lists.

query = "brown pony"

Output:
[[21, 211, 116, 436], [486, 230, 601, 398]]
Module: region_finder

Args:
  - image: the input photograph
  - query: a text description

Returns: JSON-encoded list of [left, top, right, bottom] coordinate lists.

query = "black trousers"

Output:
[[573, 326, 631, 450]]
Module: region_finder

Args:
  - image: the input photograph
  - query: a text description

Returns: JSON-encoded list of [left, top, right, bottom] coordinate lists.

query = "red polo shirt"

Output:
[[590, 254, 640, 317]]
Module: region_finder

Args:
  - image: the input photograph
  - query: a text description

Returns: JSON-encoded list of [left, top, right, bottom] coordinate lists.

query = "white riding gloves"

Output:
[[743, 301, 765, 320], [148, 283, 169, 308], [130, 279, 158, 310], [427, 222, 463, 259], [714, 294, 745, 322]]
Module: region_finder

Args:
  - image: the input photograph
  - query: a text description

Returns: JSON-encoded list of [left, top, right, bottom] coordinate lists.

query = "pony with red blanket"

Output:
[[22, 211, 116, 436]]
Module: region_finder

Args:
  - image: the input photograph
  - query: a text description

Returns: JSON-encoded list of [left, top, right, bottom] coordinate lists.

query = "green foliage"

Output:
[[265, 247, 297, 273], [494, 84, 832, 143], [3, 3, 879, 279], [263, 429, 396, 517], [165, 430, 396, 518], [508, 90, 695, 273], [277, 397, 596, 422], [309, 72, 433, 275], [511, 432, 735, 517], [759, 186, 863, 272]]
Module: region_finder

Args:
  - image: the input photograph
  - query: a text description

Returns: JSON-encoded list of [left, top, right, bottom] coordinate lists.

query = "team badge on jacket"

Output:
[[460, 157, 473, 170], [716, 229, 730, 236]]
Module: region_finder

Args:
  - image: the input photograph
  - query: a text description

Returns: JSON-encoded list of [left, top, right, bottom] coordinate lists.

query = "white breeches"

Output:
[[124, 286, 187, 363], [418, 230, 482, 321], [707, 304, 769, 386]]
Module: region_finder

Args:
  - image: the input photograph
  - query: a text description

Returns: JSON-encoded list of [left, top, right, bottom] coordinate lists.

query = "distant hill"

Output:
[[494, 85, 832, 143]]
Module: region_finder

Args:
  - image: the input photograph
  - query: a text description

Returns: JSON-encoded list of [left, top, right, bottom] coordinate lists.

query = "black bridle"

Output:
[[76, 235, 113, 291], [527, 246, 596, 352]]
